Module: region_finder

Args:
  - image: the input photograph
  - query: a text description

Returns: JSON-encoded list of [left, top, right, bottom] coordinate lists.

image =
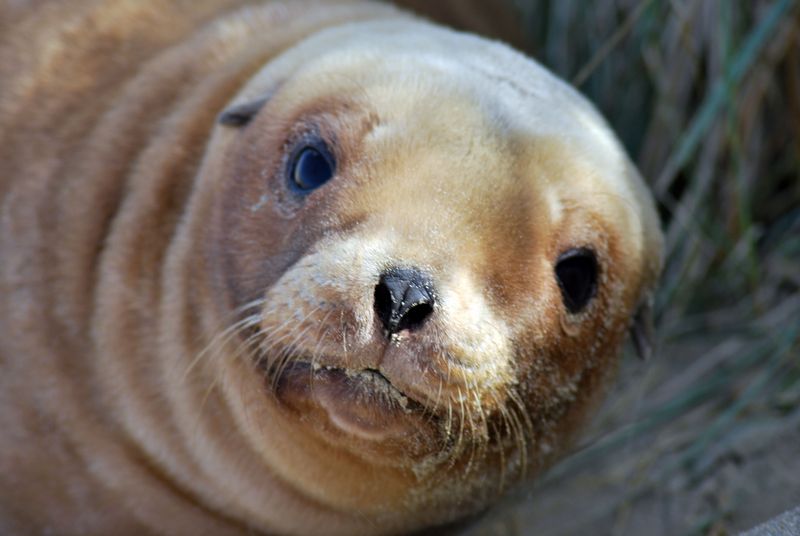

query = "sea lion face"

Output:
[[204, 20, 662, 527]]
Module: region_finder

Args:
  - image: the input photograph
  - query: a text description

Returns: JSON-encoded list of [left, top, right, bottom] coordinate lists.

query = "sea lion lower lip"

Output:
[[271, 360, 430, 441]]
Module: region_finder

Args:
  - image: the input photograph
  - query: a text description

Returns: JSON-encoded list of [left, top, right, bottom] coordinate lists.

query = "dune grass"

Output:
[[470, 1, 800, 534]]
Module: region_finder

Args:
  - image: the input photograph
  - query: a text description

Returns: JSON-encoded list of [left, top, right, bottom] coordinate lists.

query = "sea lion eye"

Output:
[[289, 142, 335, 192], [555, 248, 598, 313]]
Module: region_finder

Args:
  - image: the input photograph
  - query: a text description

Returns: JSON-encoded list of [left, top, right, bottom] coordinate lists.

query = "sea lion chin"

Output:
[[0, 2, 663, 535]]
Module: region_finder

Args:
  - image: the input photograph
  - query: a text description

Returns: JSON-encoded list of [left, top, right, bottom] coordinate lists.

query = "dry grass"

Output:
[[467, 1, 800, 534]]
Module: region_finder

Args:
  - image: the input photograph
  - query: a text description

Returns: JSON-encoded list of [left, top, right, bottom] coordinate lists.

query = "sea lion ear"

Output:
[[217, 95, 270, 127], [630, 294, 656, 361]]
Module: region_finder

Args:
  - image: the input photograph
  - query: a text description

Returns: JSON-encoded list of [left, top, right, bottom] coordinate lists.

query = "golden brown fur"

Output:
[[0, 1, 663, 535]]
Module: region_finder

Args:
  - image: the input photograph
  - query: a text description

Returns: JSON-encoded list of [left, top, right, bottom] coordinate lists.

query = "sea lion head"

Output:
[[187, 18, 662, 534]]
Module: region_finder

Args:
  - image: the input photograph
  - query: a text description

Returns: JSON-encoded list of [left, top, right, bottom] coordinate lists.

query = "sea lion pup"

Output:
[[0, 1, 663, 535]]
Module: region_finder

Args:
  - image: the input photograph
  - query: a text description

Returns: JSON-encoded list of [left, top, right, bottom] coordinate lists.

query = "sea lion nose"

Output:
[[374, 268, 435, 336]]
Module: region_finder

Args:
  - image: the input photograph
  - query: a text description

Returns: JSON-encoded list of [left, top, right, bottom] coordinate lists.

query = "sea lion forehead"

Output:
[[266, 19, 636, 192], [230, 16, 650, 247]]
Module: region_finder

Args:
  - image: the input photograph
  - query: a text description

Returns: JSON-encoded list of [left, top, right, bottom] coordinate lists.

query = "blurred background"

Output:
[[395, 0, 800, 534]]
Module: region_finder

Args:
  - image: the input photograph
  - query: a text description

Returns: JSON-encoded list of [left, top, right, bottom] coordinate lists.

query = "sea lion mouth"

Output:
[[266, 359, 432, 443]]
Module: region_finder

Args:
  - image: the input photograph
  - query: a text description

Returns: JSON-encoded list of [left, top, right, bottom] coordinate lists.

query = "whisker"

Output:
[[445, 389, 454, 445], [488, 389, 512, 493], [183, 302, 264, 381], [303, 309, 335, 400], [463, 389, 480, 477], [269, 307, 323, 390], [471, 381, 490, 464], [422, 374, 445, 427], [249, 305, 322, 382], [507, 388, 531, 479], [452, 386, 467, 469], [186, 299, 267, 441], [490, 418, 506, 494]]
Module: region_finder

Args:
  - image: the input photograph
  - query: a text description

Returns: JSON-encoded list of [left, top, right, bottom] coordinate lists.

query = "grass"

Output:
[[468, 1, 800, 534]]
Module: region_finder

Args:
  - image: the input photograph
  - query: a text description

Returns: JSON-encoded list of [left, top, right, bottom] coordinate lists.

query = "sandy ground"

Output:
[[464, 332, 800, 536]]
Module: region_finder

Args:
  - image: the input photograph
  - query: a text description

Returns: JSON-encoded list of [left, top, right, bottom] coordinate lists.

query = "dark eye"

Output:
[[555, 248, 598, 314], [289, 142, 335, 192]]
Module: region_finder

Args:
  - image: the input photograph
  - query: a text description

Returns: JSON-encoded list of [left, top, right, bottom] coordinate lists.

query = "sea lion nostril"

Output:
[[374, 268, 435, 336], [397, 302, 434, 332]]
